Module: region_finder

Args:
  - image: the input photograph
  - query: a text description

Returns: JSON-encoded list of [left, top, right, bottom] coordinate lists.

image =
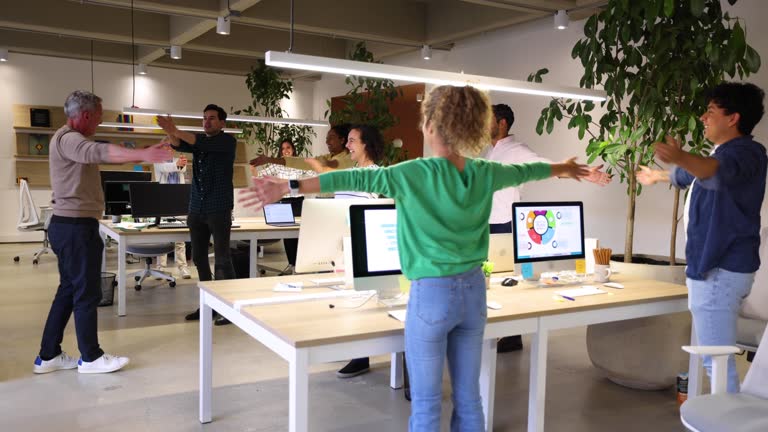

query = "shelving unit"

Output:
[[13, 104, 249, 188]]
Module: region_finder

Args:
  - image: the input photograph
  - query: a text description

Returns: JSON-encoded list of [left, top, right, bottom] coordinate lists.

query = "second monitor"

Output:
[[128, 183, 191, 221], [349, 203, 402, 300], [512, 201, 585, 263]]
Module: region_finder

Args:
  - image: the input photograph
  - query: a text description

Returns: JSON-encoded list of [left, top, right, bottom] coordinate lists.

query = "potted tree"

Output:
[[529, 0, 761, 389], [235, 61, 316, 160], [325, 42, 406, 165]]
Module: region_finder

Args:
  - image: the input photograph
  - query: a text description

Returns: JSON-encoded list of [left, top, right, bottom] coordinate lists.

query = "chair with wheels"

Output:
[[14, 179, 53, 265], [126, 243, 176, 291]]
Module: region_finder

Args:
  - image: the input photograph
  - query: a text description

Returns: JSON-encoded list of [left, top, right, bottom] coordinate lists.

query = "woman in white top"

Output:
[[312, 124, 387, 378], [153, 155, 191, 279]]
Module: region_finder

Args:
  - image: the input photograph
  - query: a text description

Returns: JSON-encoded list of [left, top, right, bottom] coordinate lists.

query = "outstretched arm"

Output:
[[636, 165, 670, 185], [584, 164, 612, 186], [239, 176, 320, 209]]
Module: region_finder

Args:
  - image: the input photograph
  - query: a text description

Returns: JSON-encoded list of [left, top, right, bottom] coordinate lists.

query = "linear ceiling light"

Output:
[[122, 107, 330, 127], [99, 122, 243, 134], [265, 51, 606, 101]]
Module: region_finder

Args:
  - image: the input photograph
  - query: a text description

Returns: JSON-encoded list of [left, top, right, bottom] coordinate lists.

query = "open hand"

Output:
[[654, 136, 683, 164], [156, 115, 178, 136], [636, 165, 662, 185], [238, 176, 288, 209], [143, 141, 173, 163], [177, 155, 188, 168], [585, 164, 612, 186], [553, 157, 591, 181]]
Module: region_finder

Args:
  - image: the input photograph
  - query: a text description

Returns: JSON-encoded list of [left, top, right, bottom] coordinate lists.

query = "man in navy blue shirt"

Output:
[[158, 104, 237, 325], [638, 82, 766, 393]]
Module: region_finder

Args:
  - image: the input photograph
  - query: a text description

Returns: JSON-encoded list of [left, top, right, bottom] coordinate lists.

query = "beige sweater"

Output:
[[49, 125, 110, 219]]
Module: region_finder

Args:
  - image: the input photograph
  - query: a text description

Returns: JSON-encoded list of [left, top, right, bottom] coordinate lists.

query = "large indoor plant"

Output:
[[235, 60, 316, 158], [529, 0, 760, 265], [528, 0, 761, 390], [325, 42, 406, 165]]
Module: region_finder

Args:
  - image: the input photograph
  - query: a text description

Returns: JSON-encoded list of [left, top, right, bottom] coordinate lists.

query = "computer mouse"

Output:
[[603, 282, 624, 289], [501, 278, 518, 287], [486, 301, 502, 310]]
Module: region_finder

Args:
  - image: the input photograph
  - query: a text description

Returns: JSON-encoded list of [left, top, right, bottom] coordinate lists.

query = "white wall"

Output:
[[0, 54, 256, 242], [309, 0, 768, 259]]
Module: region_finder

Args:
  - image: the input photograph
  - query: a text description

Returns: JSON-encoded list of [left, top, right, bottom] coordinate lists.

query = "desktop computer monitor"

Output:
[[104, 181, 153, 216], [295, 198, 394, 273], [128, 183, 191, 220], [100, 170, 153, 216], [512, 201, 585, 268], [349, 203, 402, 300]]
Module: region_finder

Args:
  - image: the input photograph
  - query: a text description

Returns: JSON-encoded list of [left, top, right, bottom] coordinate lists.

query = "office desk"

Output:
[[99, 218, 299, 316], [198, 275, 688, 432]]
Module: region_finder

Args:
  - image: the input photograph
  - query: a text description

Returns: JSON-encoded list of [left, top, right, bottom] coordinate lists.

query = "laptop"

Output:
[[263, 203, 299, 227], [488, 233, 515, 272]]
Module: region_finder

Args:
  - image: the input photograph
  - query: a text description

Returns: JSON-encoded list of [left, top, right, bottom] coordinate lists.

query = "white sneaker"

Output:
[[77, 353, 130, 374], [179, 266, 191, 279], [33, 352, 78, 374]]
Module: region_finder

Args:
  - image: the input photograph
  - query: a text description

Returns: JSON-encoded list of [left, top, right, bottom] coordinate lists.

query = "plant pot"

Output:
[[586, 254, 691, 390]]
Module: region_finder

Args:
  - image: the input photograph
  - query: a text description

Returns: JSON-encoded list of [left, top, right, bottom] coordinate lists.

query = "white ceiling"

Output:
[[0, 0, 605, 77]]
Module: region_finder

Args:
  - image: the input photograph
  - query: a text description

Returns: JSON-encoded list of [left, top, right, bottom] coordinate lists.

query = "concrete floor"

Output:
[[0, 241, 748, 431]]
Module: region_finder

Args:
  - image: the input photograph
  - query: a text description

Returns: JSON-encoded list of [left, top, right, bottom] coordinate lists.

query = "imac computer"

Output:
[[295, 198, 394, 274], [349, 203, 402, 300], [128, 183, 191, 224], [512, 201, 585, 279]]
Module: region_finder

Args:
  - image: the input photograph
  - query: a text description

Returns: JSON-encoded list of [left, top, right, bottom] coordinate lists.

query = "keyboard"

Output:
[[157, 222, 187, 229]]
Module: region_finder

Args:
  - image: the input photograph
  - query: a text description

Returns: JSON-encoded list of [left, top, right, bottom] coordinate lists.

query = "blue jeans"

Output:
[[405, 267, 487, 432], [688, 268, 754, 393]]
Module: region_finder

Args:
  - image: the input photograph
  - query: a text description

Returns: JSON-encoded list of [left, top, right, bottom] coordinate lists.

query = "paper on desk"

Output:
[[388, 309, 407, 322], [556, 286, 607, 297], [113, 222, 149, 231], [273, 282, 303, 292]]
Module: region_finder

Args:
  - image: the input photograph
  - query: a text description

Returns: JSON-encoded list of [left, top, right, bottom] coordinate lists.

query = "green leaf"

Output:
[[536, 116, 545, 135], [745, 45, 762, 73], [546, 115, 555, 134], [690, 0, 705, 17], [663, 0, 674, 17], [688, 115, 698, 131]]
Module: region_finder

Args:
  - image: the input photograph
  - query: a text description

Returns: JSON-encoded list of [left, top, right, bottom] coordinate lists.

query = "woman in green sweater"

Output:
[[240, 85, 589, 431]]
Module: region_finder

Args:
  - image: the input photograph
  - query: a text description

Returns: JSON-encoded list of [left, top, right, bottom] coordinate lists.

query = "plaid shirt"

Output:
[[174, 132, 236, 214]]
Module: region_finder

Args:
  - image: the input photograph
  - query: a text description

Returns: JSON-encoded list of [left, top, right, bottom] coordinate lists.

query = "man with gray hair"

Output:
[[33, 90, 171, 375]]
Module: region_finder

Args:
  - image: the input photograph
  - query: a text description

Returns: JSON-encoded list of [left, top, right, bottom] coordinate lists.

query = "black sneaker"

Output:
[[336, 357, 370, 378], [214, 317, 232, 326], [185, 309, 219, 321], [497, 335, 523, 353]]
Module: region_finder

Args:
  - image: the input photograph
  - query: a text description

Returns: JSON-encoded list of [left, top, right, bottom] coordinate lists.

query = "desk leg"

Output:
[[249, 238, 259, 278], [688, 320, 703, 397], [390, 352, 403, 389], [528, 327, 548, 432], [117, 239, 127, 316], [289, 349, 309, 432], [199, 291, 213, 423], [480, 338, 497, 431]]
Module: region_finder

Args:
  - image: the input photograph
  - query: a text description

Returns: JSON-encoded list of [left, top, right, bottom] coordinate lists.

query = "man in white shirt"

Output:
[[484, 103, 611, 351]]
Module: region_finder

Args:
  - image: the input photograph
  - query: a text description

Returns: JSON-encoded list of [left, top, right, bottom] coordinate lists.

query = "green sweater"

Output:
[[319, 157, 551, 280]]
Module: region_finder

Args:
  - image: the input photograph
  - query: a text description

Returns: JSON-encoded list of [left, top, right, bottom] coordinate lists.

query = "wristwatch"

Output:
[[289, 179, 300, 197]]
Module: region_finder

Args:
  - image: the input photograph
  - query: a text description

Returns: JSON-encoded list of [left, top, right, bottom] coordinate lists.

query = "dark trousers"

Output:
[[39, 216, 105, 362], [283, 238, 298, 266], [489, 221, 512, 234], [188, 211, 236, 282]]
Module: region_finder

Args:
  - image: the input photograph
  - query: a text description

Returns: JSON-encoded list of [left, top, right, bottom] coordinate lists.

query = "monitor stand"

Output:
[[354, 274, 407, 307]]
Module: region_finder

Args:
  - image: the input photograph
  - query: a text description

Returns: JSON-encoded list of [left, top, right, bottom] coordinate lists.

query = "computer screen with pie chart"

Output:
[[511, 201, 585, 264]]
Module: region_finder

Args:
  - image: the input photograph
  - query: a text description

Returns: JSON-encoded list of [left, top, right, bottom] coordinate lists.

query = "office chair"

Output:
[[681, 323, 768, 432], [736, 227, 768, 362], [126, 243, 176, 291], [14, 179, 53, 265]]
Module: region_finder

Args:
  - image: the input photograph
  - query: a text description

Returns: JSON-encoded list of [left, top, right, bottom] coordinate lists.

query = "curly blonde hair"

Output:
[[421, 85, 492, 156]]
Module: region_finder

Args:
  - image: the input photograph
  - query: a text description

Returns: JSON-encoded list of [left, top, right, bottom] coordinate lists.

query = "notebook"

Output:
[[263, 203, 299, 227]]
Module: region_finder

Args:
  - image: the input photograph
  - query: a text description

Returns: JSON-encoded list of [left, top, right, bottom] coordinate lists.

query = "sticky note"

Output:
[[522, 263, 534, 280], [575, 259, 586, 275], [399, 275, 411, 294]]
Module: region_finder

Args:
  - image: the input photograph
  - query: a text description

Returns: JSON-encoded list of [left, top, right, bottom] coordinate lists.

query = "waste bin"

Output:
[[98, 272, 117, 307]]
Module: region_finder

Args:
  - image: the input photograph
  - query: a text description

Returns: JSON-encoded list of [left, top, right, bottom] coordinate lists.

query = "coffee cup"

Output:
[[594, 264, 612, 283]]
